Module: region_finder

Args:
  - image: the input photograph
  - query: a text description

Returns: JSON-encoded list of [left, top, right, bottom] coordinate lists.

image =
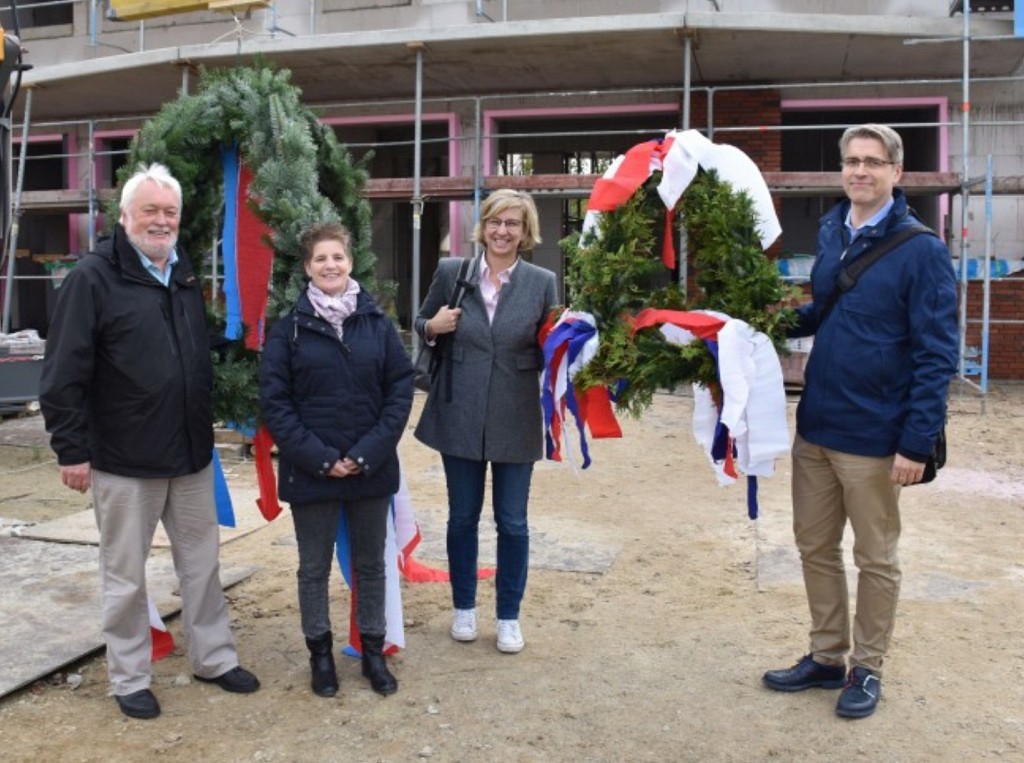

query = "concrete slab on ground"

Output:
[[14, 487, 279, 547], [0, 535, 258, 699]]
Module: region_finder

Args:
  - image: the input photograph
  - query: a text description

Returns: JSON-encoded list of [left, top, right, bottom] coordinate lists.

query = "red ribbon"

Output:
[[251, 425, 283, 522], [629, 308, 725, 339], [236, 163, 275, 350]]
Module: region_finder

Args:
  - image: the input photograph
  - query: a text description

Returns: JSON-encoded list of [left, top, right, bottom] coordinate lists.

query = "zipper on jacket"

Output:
[[162, 289, 199, 468], [160, 301, 179, 358], [178, 295, 199, 354]]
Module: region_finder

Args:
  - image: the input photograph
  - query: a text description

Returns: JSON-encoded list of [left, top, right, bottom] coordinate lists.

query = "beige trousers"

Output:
[[91, 465, 238, 695], [791, 434, 902, 674]]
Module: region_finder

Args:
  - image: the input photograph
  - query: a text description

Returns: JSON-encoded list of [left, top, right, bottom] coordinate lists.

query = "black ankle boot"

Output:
[[360, 633, 398, 696], [305, 632, 339, 697]]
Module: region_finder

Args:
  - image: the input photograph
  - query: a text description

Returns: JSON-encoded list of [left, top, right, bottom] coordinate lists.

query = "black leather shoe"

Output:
[[195, 666, 260, 694], [115, 688, 161, 719], [762, 654, 847, 692], [836, 666, 881, 718]]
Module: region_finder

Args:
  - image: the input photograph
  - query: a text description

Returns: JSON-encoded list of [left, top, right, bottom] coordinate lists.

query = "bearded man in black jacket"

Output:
[[40, 163, 259, 720]]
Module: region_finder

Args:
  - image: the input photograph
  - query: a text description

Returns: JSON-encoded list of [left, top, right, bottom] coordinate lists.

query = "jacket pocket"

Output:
[[516, 351, 540, 371]]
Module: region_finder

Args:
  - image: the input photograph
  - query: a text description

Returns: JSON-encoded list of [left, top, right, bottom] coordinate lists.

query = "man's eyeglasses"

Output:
[[840, 156, 896, 170], [485, 218, 523, 231]]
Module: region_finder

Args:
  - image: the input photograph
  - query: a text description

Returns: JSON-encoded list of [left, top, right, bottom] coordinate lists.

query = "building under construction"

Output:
[[1, 1, 1022, 387]]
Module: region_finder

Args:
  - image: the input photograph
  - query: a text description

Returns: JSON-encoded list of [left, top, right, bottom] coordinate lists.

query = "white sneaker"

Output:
[[450, 608, 478, 642], [496, 619, 524, 654]]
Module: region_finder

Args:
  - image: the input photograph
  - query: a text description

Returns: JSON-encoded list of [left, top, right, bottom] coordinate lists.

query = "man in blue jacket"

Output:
[[762, 124, 958, 718], [40, 163, 259, 720]]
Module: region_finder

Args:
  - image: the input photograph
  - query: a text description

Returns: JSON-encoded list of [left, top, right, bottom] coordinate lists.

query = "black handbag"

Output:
[[919, 425, 946, 484], [413, 255, 476, 395], [412, 343, 435, 393]]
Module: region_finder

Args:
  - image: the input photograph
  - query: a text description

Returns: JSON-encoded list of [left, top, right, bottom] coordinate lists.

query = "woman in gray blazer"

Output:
[[414, 189, 557, 654]]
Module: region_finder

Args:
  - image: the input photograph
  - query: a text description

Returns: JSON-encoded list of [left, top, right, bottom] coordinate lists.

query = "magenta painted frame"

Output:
[[781, 97, 950, 238], [11, 132, 79, 253], [323, 113, 463, 257], [481, 103, 680, 174], [90, 128, 138, 251]]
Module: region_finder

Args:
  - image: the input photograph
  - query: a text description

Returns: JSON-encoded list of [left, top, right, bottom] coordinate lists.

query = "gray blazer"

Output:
[[414, 255, 557, 463]]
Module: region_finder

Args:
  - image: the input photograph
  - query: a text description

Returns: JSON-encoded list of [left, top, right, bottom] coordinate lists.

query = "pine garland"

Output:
[[109, 64, 375, 425], [560, 169, 799, 417]]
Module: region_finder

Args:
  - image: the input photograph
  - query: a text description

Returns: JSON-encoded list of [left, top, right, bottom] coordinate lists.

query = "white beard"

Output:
[[127, 229, 177, 262]]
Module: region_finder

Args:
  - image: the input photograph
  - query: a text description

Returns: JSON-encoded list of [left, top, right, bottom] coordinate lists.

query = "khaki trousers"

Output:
[[92, 465, 238, 695], [791, 434, 902, 674]]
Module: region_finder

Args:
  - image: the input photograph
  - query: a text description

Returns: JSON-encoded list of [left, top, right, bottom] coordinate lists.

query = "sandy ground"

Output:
[[0, 384, 1022, 763]]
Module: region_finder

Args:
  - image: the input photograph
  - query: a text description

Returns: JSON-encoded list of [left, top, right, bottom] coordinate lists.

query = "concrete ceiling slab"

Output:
[[15, 13, 1023, 122]]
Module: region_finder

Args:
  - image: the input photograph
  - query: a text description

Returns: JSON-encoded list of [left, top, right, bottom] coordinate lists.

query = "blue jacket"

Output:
[[791, 189, 957, 460], [258, 289, 414, 505]]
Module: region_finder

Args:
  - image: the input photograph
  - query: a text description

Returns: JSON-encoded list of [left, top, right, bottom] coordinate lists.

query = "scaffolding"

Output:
[[1, 6, 1020, 400]]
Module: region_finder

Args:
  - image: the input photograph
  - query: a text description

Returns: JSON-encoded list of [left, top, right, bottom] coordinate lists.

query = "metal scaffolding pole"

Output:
[[409, 42, 424, 355], [679, 33, 691, 296], [2, 88, 32, 335], [956, 3, 979, 392], [86, 119, 96, 251], [980, 155, 993, 394]]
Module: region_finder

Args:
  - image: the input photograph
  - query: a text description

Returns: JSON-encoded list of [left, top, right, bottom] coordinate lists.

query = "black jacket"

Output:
[[40, 225, 215, 477], [258, 289, 414, 505]]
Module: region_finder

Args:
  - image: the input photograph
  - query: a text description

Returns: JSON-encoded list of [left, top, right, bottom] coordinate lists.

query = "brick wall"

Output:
[[963, 280, 1024, 380]]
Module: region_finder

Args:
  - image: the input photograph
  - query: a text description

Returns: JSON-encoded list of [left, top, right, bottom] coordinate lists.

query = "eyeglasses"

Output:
[[485, 218, 523, 231], [840, 156, 896, 170]]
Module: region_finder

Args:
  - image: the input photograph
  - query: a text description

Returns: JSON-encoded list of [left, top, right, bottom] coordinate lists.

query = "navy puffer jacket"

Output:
[[258, 289, 414, 505]]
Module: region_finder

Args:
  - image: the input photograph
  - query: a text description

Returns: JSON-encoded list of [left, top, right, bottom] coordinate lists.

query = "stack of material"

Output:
[[0, 330, 46, 412]]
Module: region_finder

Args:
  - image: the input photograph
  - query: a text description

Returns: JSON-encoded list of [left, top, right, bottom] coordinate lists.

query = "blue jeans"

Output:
[[441, 454, 533, 620]]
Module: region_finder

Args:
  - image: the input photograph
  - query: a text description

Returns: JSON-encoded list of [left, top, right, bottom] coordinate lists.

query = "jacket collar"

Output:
[[99, 224, 198, 289], [824, 187, 910, 241]]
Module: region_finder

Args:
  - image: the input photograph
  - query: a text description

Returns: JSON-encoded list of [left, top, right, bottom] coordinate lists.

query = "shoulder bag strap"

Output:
[[448, 255, 475, 309], [439, 256, 476, 402], [819, 225, 933, 323]]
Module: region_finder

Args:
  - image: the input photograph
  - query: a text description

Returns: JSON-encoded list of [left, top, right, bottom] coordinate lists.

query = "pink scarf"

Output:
[[307, 279, 360, 340]]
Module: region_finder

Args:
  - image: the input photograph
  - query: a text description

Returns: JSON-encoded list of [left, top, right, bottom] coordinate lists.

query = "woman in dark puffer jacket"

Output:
[[259, 222, 414, 698]]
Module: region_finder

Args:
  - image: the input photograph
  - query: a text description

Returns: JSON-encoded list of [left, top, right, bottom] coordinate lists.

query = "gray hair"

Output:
[[119, 163, 182, 215], [839, 123, 904, 166]]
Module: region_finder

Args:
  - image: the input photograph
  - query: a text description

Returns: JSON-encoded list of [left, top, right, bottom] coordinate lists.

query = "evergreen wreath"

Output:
[[560, 169, 799, 418], [108, 64, 376, 426]]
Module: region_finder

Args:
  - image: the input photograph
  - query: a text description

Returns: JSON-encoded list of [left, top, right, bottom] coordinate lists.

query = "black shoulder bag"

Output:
[[818, 224, 947, 484], [413, 256, 477, 399]]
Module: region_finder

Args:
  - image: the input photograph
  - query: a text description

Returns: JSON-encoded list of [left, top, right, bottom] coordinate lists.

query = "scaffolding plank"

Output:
[[18, 188, 116, 214], [16, 171, 967, 212], [364, 171, 963, 200]]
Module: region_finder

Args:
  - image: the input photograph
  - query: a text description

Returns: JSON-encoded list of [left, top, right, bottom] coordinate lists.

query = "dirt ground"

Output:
[[0, 383, 1022, 763]]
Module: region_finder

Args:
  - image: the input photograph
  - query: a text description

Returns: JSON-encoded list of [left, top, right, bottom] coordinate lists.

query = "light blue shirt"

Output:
[[135, 247, 179, 287], [844, 197, 894, 242]]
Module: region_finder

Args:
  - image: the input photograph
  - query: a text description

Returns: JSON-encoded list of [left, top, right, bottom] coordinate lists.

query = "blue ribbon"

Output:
[[211, 449, 236, 528], [541, 319, 599, 468], [220, 145, 243, 341]]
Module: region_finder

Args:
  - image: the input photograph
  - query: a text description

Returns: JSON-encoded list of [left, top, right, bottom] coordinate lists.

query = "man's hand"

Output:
[[890, 454, 925, 486], [60, 462, 92, 493]]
